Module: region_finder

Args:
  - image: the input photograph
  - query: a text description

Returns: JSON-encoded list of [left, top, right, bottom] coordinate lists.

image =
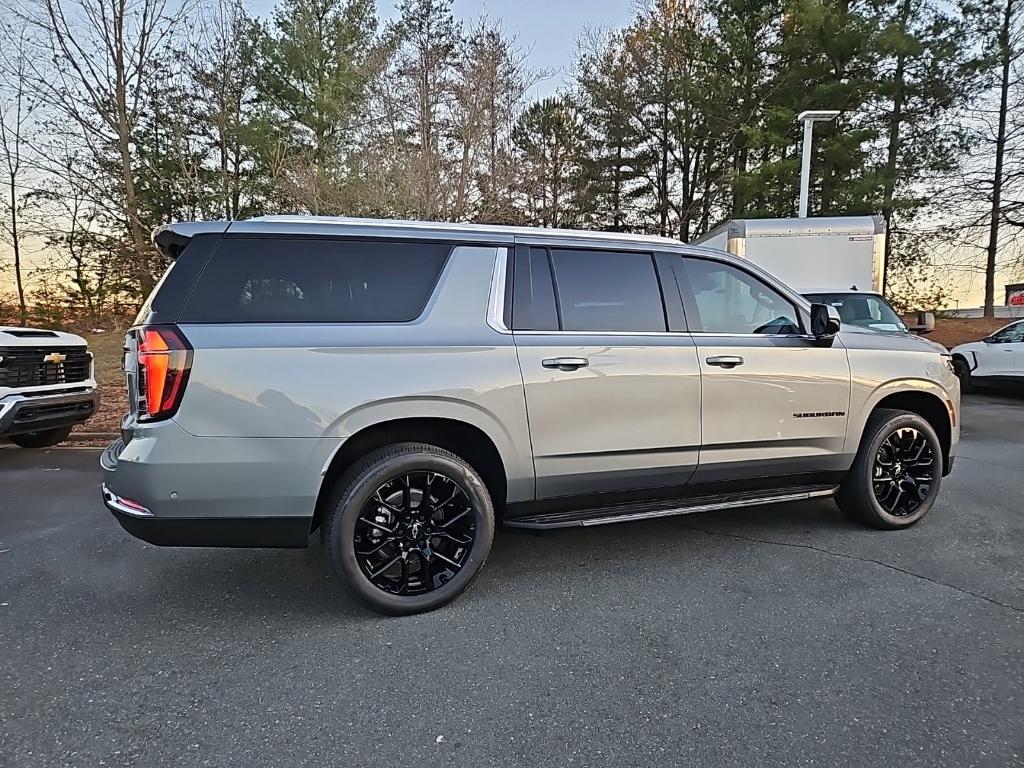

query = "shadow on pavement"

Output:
[[108, 498, 850, 622]]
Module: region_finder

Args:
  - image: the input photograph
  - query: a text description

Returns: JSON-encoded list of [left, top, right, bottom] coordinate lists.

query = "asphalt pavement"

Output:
[[1, 394, 1022, 767]]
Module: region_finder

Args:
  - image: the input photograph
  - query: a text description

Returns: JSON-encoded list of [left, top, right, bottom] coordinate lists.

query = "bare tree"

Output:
[[15, 0, 187, 294], [934, 0, 1024, 314], [449, 17, 534, 221], [187, 0, 261, 219], [0, 24, 37, 325], [980, 0, 1024, 314]]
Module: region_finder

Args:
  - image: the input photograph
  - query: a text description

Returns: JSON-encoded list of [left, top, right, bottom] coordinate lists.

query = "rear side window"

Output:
[[180, 238, 450, 323], [512, 246, 559, 331], [548, 249, 665, 332]]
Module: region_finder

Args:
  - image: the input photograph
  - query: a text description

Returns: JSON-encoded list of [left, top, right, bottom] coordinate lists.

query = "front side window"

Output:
[[180, 237, 450, 323], [548, 249, 666, 332], [680, 258, 801, 335], [990, 321, 1024, 343]]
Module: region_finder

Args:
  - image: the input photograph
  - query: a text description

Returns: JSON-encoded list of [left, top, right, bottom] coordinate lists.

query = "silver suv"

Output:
[[101, 217, 960, 614]]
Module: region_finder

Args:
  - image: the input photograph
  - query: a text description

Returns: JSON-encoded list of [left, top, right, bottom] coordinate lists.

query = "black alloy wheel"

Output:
[[870, 427, 937, 517], [355, 471, 476, 595], [835, 408, 944, 530], [325, 442, 494, 615]]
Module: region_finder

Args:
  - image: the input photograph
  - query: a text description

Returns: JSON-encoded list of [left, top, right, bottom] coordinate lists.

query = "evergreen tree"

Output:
[[575, 31, 646, 231], [512, 97, 587, 228], [258, 0, 378, 213], [187, 0, 270, 220], [870, 0, 986, 293]]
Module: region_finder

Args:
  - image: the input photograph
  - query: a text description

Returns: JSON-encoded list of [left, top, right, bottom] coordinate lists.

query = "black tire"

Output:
[[836, 409, 943, 530], [324, 442, 495, 615], [9, 425, 74, 449], [952, 356, 975, 393]]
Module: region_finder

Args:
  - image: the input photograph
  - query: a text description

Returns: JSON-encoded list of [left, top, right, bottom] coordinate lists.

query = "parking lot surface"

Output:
[[2, 394, 1022, 767]]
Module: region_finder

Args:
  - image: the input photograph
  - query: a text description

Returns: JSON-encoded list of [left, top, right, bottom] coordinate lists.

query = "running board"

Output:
[[504, 485, 838, 530]]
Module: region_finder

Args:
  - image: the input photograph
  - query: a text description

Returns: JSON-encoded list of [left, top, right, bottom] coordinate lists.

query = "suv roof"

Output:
[[153, 216, 686, 258]]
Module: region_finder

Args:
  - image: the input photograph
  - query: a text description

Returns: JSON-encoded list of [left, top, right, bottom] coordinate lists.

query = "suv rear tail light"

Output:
[[137, 326, 192, 422]]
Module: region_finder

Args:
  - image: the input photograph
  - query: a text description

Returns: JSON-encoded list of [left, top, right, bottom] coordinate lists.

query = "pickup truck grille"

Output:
[[0, 347, 91, 388]]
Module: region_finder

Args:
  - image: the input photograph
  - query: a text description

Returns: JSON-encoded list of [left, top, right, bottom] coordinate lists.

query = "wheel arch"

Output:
[[863, 388, 954, 474], [312, 416, 510, 533], [950, 351, 974, 370]]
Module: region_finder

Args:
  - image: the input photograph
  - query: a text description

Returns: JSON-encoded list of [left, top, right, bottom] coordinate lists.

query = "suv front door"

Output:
[[977, 321, 1024, 377], [511, 245, 702, 499], [670, 255, 852, 485]]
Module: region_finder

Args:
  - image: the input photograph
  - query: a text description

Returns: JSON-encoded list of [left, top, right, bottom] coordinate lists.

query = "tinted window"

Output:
[[549, 249, 665, 332], [137, 233, 221, 325], [512, 246, 559, 331], [681, 258, 800, 335], [181, 238, 449, 323]]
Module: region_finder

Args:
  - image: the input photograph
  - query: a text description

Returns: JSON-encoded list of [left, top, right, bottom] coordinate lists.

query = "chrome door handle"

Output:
[[542, 357, 590, 371], [706, 355, 744, 368]]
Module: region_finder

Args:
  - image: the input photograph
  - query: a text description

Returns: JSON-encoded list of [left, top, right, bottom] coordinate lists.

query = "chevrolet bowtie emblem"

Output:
[[43, 352, 67, 364]]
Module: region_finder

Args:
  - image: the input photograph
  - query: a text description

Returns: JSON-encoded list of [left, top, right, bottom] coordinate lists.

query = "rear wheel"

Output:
[[9, 425, 74, 449], [324, 442, 494, 615], [836, 409, 943, 530]]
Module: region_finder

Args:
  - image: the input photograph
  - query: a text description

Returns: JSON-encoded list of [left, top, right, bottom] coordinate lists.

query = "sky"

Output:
[[249, 0, 634, 98]]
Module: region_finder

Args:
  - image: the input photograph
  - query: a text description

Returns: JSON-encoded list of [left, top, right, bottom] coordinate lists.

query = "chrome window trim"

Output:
[[485, 239, 814, 340], [513, 330, 692, 338], [486, 247, 512, 334], [510, 330, 813, 340]]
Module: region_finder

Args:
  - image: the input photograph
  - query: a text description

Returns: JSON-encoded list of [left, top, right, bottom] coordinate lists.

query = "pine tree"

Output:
[[870, 0, 986, 294], [512, 97, 587, 228], [575, 31, 646, 231], [258, 0, 378, 213]]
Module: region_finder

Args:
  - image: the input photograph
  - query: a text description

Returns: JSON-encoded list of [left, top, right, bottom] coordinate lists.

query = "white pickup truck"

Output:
[[0, 326, 98, 448]]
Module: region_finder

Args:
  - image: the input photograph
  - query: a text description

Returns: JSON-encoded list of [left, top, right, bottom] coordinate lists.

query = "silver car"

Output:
[[101, 217, 960, 615]]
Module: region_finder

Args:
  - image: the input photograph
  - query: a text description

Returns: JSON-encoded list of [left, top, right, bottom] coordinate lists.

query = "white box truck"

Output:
[[694, 215, 885, 293], [694, 215, 933, 335]]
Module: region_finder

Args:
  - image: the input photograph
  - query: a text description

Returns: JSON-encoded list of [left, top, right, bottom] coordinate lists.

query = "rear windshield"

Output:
[[180, 237, 450, 323]]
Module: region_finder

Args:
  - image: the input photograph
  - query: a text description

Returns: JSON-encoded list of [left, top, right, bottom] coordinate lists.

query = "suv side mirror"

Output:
[[909, 311, 935, 335], [810, 303, 841, 345]]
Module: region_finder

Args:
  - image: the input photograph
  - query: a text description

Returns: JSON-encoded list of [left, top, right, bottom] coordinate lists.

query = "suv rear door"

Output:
[[511, 244, 701, 499], [668, 254, 852, 483]]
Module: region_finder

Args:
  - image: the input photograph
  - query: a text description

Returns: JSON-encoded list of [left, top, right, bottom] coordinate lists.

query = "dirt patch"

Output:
[[76, 330, 127, 436]]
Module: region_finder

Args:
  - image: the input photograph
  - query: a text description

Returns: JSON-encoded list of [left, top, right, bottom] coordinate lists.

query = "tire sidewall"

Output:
[[953, 358, 974, 393], [328, 449, 494, 615], [860, 414, 943, 528]]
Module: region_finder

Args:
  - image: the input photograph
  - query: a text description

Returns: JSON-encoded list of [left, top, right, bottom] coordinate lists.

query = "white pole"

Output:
[[798, 119, 813, 218]]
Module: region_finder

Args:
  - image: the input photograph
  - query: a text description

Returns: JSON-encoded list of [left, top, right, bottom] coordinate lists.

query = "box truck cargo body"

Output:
[[693, 216, 885, 294]]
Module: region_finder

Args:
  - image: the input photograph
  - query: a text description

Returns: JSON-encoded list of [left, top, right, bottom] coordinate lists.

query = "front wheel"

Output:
[[836, 409, 943, 530], [9, 425, 74, 449], [324, 443, 494, 615], [952, 357, 975, 393]]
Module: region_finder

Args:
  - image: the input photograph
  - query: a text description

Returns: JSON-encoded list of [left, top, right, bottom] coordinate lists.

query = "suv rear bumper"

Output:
[[0, 388, 98, 437], [100, 432, 322, 548]]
